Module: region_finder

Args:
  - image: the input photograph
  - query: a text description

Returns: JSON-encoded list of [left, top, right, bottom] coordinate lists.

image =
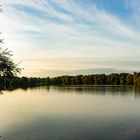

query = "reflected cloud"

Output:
[[1, 86, 140, 140]]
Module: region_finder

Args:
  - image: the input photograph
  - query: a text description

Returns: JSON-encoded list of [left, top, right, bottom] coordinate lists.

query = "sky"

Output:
[[0, 0, 140, 77]]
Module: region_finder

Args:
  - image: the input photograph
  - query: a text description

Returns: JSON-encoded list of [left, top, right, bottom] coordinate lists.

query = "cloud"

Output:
[[0, 0, 140, 76], [20, 57, 140, 77], [125, 0, 140, 26], [22, 68, 130, 77], [125, 0, 140, 12]]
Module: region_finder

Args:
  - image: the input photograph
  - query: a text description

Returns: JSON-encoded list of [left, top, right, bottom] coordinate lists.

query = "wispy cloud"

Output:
[[0, 0, 140, 76]]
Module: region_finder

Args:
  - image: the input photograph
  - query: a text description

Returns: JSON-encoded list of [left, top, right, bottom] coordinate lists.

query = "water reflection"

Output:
[[2, 85, 140, 96], [0, 86, 140, 140]]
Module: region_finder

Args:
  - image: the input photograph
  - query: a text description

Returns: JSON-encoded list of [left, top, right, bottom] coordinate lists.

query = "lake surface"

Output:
[[0, 86, 140, 140]]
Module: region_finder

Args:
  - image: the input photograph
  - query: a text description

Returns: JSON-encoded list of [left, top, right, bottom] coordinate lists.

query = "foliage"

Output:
[[0, 48, 21, 77], [0, 38, 21, 88], [1, 72, 140, 90], [134, 77, 140, 86]]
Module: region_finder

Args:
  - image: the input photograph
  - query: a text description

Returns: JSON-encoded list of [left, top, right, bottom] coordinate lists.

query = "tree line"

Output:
[[0, 32, 140, 89], [0, 6, 140, 90], [0, 72, 140, 89]]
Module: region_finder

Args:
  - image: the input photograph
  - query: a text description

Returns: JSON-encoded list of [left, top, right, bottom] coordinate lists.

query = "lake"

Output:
[[0, 86, 140, 140]]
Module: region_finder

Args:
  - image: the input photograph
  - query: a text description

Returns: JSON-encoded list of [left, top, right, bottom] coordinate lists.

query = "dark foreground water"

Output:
[[0, 86, 140, 140]]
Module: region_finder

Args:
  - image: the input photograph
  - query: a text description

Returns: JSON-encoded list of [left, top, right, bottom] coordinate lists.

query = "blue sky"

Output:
[[0, 0, 140, 77]]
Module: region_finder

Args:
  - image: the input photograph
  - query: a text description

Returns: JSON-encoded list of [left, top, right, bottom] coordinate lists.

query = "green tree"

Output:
[[126, 74, 133, 85], [106, 74, 119, 85], [0, 47, 21, 88], [0, 6, 21, 88], [119, 73, 128, 85], [94, 74, 106, 85], [134, 77, 140, 86], [0, 48, 20, 76], [134, 72, 140, 86]]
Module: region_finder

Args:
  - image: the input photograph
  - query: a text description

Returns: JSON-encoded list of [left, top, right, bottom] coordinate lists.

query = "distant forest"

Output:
[[0, 72, 140, 90]]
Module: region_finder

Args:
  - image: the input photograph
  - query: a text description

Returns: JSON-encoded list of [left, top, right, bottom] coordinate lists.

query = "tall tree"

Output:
[[0, 48, 21, 77], [0, 5, 21, 88]]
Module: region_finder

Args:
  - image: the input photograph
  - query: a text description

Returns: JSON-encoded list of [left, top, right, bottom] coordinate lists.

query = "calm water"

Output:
[[0, 86, 140, 140]]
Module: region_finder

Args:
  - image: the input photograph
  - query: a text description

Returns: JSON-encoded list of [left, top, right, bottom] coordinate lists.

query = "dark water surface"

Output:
[[0, 86, 140, 140]]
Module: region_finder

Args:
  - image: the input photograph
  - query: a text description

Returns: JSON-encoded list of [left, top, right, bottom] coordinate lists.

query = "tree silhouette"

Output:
[[0, 5, 21, 88]]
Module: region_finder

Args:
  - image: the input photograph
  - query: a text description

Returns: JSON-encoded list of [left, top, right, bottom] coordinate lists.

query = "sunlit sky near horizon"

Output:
[[0, 0, 140, 77]]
